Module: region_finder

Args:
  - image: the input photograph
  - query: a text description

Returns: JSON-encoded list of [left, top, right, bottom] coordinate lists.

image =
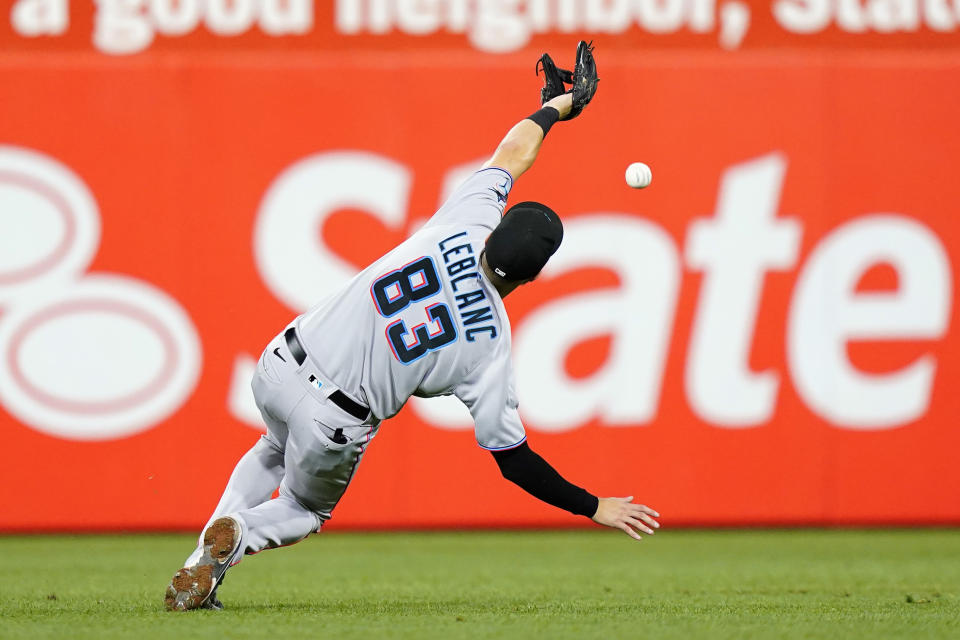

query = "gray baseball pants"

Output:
[[184, 327, 379, 568]]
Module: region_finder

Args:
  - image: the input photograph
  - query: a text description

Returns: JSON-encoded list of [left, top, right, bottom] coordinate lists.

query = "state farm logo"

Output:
[[0, 146, 201, 440], [231, 151, 953, 434]]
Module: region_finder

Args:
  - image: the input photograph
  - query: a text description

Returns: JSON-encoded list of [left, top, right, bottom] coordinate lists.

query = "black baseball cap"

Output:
[[484, 201, 563, 281]]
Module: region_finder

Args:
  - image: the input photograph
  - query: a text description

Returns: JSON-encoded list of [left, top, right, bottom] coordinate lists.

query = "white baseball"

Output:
[[625, 162, 652, 189]]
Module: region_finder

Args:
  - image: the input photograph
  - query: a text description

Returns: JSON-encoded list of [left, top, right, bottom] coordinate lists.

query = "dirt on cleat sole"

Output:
[[164, 565, 214, 611], [164, 516, 241, 612], [204, 518, 240, 562]]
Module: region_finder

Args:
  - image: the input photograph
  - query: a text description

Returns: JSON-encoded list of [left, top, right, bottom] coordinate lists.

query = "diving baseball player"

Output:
[[165, 42, 660, 612]]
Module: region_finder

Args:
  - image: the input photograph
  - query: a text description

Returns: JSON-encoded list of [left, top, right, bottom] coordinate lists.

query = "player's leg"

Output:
[[166, 335, 298, 610], [166, 419, 376, 611], [180, 431, 285, 568], [205, 432, 285, 521], [179, 348, 291, 568], [230, 399, 379, 555]]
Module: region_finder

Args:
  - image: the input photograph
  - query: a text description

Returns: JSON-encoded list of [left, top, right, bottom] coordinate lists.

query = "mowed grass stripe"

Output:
[[0, 529, 957, 639]]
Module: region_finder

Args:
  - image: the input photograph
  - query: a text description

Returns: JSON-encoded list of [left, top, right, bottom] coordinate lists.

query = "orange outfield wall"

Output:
[[1, 6, 958, 531]]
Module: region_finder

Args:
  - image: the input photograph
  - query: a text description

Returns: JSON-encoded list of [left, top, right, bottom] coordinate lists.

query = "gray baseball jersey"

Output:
[[296, 167, 525, 451]]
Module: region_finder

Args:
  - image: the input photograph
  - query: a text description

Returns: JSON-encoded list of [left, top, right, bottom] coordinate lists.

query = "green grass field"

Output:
[[2, 529, 958, 639]]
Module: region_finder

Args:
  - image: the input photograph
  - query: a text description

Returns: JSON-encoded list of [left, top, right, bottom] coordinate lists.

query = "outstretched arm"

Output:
[[484, 40, 599, 181], [482, 94, 572, 180], [491, 443, 661, 541]]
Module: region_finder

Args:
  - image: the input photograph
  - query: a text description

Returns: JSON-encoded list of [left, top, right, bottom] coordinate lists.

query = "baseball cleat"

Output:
[[164, 516, 242, 612]]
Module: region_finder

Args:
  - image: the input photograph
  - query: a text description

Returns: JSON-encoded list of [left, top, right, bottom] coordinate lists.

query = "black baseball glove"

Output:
[[536, 53, 573, 105], [536, 40, 599, 120]]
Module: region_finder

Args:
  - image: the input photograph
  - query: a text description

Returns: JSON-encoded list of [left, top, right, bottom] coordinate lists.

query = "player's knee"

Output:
[[256, 433, 285, 455]]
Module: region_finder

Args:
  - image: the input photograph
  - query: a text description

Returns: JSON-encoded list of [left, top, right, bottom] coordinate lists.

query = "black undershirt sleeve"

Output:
[[491, 443, 599, 518]]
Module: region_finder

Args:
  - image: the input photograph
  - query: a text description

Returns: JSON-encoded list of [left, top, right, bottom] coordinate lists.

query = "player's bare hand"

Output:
[[544, 93, 573, 120], [591, 497, 661, 541]]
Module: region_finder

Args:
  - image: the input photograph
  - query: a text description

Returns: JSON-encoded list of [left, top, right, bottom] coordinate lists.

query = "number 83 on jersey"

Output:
[[370, 257, 458, 364]]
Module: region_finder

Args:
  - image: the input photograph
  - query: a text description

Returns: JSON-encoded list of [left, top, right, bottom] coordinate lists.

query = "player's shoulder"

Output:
[[473, 165, 513, 189], [456, 167, 513, 205], [424, 167, 514, 231]]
